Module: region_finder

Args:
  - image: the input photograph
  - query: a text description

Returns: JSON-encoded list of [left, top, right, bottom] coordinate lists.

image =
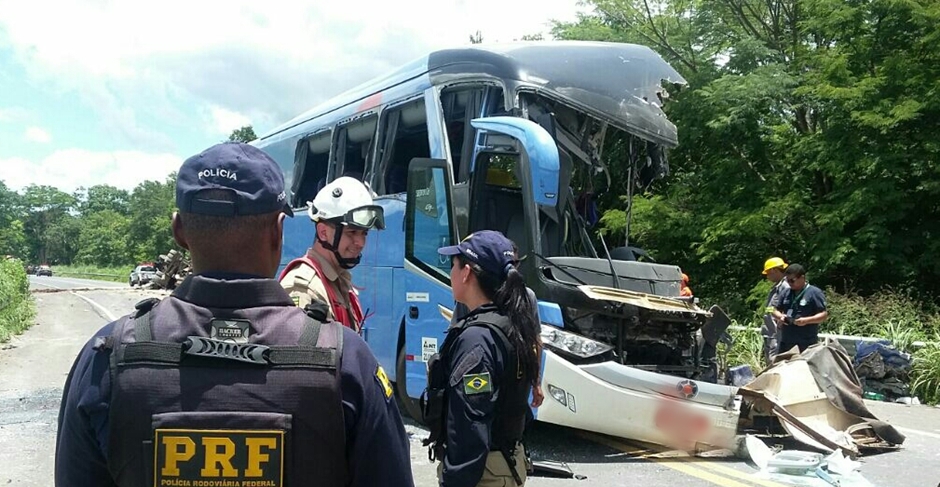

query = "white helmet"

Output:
[[308, 177, 385, 230]]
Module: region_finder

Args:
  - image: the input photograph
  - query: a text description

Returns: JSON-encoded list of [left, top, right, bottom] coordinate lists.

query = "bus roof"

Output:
[[258, 41, 687, 147]]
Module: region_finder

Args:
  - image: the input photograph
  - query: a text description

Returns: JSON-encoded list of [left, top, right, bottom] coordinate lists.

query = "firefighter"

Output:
[[55, 142, 412, 487], [279, 176, 385, 332], [424, 230, 541, 487], [761, 256, 789, 362], [680, 272, 693, 297]]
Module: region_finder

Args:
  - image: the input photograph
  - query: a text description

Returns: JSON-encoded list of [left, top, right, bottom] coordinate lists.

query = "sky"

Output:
[[0, 0, 587, 194]]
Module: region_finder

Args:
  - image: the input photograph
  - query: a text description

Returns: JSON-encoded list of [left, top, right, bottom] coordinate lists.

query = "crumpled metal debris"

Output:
[[739, 339, 904, 456]]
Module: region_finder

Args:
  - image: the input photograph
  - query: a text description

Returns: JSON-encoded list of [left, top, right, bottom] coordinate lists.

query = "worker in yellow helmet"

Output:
[[761, 257, 789, 363]]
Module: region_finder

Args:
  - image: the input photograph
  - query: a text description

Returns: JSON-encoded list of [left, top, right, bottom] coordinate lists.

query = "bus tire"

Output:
[[396, 344, 425, 424]]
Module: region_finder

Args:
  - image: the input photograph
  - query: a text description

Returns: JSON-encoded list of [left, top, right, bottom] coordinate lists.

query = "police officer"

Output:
[[279, 177, 384, 332], [424, 231, 541, 487], [761, 256, 789, 362], [772, 263, 829, 353], [55, 143, 413, 487]]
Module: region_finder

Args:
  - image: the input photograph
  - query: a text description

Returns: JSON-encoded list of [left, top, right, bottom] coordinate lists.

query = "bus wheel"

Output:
[[396, 345, 425, 424]]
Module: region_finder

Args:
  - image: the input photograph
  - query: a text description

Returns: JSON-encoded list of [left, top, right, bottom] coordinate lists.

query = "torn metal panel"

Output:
[[578, 284, 711, 316], [429, 42, 688, 147], [741, 341, 904, 456]]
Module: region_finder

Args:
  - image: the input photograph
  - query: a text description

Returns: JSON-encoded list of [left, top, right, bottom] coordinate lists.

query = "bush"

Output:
[[824, 289, 935, 339], [718, 320, 765, 377], [911, 337, 940, 405], [0, 258, 35, 342]]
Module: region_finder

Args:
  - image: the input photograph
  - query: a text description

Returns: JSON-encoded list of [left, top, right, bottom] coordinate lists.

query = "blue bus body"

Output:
[[253, 42, 741, 447]]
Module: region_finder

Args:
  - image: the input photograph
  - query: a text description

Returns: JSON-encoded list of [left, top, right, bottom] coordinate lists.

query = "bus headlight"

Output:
[[540, 325, 613, 358]]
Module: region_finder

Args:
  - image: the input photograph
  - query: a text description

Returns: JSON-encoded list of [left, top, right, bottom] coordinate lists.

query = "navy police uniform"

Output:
[[55, 273, 413, 487], [426, 305, 529, 487], [776, 283, 827, 353]]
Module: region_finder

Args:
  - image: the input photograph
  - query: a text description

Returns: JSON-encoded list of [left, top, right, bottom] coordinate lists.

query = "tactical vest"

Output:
[[105, 297, 346, 487], [422, 309, 530, 464], [279, 255, 364, 332]]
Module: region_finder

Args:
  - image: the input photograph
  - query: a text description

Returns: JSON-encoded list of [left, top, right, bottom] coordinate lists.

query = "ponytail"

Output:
[[494, 267, 541, 384]]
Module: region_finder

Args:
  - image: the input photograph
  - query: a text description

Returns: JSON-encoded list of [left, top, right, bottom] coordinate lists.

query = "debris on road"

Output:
[[739, 339, 905, 456], [146, 250, 191, 290], [744, 434, 875, 487], [854, 340, 914, 402]]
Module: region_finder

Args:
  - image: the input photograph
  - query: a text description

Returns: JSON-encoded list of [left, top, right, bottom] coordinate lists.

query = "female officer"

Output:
[[424, 230, 541, 487]]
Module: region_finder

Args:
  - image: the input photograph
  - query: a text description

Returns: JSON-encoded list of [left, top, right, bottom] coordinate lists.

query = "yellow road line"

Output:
[[579, 432, 789, 487]]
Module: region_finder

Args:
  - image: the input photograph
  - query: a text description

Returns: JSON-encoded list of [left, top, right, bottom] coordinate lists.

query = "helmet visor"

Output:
[[346, 205, 385, 230]]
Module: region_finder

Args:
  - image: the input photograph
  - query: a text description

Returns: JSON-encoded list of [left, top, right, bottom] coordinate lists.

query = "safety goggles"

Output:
[[340, 205, 385, 230]]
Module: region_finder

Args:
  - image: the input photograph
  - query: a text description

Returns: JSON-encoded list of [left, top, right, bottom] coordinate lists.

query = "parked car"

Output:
[[129, 264, 157, 287], [36, 265, 53, 277]]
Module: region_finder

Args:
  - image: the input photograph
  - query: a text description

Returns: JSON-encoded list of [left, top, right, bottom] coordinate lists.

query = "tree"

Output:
[[21, 185, 77, 264], [75, 210, 131, 266], [0, 181, 27, 259], [76, 185, 129, 216], [469, 30, 484, 44], [553, 0, 940, 314], [127, 174, 179, 263], [228, 125, 257, 143]]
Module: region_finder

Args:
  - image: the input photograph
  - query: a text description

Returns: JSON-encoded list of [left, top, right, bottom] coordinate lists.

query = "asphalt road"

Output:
[[2, 279, 939, 487]]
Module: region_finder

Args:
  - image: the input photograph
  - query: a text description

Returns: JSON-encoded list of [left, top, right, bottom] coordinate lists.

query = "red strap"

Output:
[[280, 256, 364, 333]]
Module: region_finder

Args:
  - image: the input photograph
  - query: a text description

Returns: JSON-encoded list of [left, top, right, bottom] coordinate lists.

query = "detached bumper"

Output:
[[536, 350, 741, 451]]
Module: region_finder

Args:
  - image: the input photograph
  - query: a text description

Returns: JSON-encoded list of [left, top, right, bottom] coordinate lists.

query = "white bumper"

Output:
[[536, 350, 741, 451]]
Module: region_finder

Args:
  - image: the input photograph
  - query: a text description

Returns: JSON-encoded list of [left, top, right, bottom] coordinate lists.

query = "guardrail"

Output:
[[728, 325, 934, 350]]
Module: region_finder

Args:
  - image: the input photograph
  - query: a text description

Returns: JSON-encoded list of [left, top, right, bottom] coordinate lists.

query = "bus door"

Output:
[[466, 117, 560, 263], [401, 158, 458, 405]]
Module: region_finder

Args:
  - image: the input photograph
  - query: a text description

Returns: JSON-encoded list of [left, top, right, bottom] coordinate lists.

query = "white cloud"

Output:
[[1, 149, 181, 193], [0, 107, 29, 122], [207, 106, 252, 137], [0, 0, 589, 192], [0, 0, 587, 137], [24, 126, 51, 143]]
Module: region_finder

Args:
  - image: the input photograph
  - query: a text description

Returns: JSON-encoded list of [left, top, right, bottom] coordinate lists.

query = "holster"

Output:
[[421, 352, 447, 462], [499, 444, 524, 486]]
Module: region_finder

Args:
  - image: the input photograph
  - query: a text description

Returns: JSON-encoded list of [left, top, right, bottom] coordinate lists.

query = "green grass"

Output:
[[718, 321, 765, 377], [911, 335, 940, 405], [1, 258, 36, 342], [53, 264, 128, 284]]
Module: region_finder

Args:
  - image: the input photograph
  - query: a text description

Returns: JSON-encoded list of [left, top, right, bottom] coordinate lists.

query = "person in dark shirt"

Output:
[[772, 263, 828, 353], [427, 231, 541, 487], [55, 142, 413, 487]]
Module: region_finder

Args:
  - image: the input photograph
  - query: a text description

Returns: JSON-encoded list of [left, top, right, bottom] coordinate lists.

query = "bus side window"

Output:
[[334, 116, 377, 182], [374, 99, 430, 195], [291, 130, 332, 207], [440, 88, 484, 184]]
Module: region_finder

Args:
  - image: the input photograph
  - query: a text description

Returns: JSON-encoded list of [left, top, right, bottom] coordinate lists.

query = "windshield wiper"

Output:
[[597, 231, 622, 290]]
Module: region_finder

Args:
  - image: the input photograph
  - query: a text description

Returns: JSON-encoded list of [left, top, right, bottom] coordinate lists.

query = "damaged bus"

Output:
[[254, 41, 739, 450]]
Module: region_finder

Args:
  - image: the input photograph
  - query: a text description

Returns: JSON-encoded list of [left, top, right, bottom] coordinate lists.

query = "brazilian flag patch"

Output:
[[462, 372, 492, 395]]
